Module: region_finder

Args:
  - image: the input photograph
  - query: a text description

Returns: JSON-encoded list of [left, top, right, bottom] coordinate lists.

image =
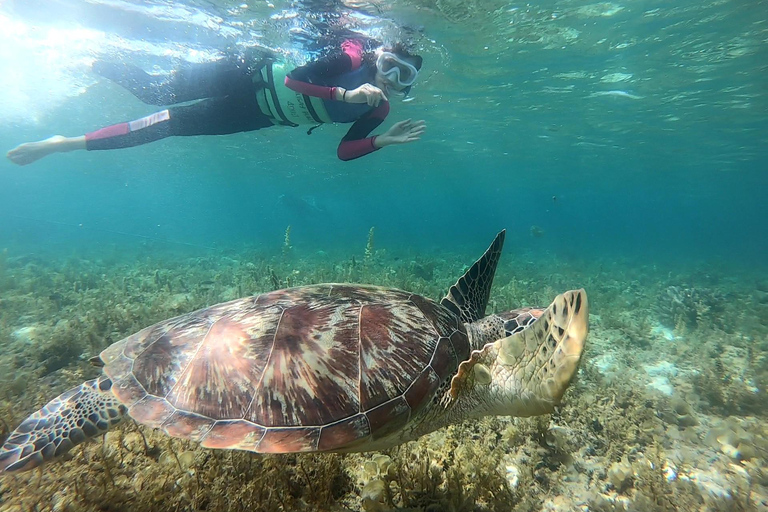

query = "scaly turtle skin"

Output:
[[0, 230, 588, 473]]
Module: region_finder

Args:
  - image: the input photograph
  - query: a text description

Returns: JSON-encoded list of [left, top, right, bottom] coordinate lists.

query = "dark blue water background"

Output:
[[0, 0, 765, 269]]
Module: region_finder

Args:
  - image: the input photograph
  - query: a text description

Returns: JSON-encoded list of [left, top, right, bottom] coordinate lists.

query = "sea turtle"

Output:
[[0, 230, 588, 473]]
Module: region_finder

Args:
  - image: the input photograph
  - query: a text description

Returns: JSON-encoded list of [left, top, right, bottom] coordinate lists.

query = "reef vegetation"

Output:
[[0, 234, 765, 511]]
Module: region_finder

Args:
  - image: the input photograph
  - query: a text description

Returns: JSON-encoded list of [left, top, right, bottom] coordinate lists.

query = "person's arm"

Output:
[[284, 40, 363, 100], [336, 102, 389, 161], [337, 103, 426, 161]]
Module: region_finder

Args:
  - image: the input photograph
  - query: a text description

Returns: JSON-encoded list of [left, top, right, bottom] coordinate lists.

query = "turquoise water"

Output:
[[0, 2, 767, 510], [0, 0, 765, 266]]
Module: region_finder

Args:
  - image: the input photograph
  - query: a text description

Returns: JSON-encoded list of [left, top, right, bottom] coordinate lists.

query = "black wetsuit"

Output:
[[87, 43, 390, 160]]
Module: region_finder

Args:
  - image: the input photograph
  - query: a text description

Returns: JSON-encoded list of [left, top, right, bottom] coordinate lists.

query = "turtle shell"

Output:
[[99, 284, 469, 453]]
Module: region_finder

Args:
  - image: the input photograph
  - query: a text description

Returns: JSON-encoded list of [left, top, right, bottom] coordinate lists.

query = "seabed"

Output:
[[0, 240, 765, 512]]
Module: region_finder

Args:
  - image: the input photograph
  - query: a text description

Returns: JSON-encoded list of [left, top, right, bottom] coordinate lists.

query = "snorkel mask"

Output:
[[376, 51, 421, 95]]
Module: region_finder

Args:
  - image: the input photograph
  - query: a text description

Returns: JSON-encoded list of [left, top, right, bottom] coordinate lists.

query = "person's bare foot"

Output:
[[5, 135, 79, 165]]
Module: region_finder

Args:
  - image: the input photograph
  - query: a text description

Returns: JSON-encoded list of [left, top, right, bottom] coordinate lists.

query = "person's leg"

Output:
[[92, 57, 256, 105], [6, 136, 86, 166], [85, 89, 273, 151], [7, 87, 273, 165]]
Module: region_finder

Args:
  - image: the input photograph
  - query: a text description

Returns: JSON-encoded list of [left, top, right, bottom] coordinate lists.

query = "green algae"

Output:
[[0, 239, 766, 511]]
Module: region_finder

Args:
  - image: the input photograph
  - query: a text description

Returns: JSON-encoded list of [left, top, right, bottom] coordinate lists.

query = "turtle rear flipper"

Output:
[[0, 377, 126, 473]]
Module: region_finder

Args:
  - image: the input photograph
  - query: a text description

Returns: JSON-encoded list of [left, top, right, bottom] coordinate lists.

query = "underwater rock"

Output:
[[359, 454, 396, 511], [708, 428, 757, 461], [650, 323, 680, 342], [360, 478, 387, 511], [504, 457, 521, 490], [644, 360, 678, 396], [11, 325, 42, 345], [663, 397, 699, 428], [607, 457, 634, 492]]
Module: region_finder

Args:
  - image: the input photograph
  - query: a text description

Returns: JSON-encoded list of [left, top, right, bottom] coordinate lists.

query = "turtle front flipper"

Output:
[[0, 377, 126, 473], [441, 230, 505, 323], [450, 289, 588, 417]]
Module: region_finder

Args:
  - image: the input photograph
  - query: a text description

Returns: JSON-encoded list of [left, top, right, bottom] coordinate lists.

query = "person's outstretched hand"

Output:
[[375, 119, 426, 148], [345, 84, 388, 107]]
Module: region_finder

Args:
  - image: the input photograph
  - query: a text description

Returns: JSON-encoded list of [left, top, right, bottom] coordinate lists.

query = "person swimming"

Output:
[[6, 41, 426, 165]]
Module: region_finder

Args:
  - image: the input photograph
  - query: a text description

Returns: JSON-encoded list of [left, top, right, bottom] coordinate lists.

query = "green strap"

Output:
[[258, 62, 333, 126], [266, 64, 298, 127]]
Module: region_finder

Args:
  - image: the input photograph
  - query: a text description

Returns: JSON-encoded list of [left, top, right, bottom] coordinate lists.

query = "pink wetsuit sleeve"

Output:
[[85, 123, 130, 142], [84, 109, 172, 150], [337, 102, 390, 161], [284, 76, 338, 100], [337, 137, 379, 161]]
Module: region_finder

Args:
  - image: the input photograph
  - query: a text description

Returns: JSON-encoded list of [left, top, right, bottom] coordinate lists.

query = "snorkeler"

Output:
[[6, 41, 426, 164]]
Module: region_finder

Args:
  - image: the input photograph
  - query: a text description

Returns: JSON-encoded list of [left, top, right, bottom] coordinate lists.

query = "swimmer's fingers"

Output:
[[365, 85, 387, 106]]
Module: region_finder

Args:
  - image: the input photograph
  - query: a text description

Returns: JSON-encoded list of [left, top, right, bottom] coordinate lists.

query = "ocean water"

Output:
[[0, 1, 766, 511], [0, 0, 765, 264]]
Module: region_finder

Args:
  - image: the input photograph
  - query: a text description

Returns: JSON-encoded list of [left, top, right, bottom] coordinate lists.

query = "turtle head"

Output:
[[450, 289, 588, 417]]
